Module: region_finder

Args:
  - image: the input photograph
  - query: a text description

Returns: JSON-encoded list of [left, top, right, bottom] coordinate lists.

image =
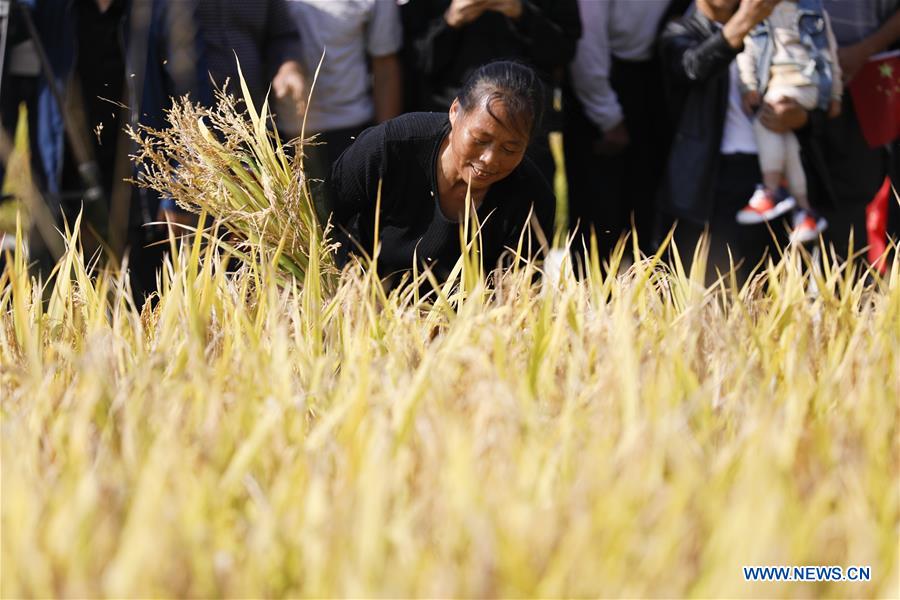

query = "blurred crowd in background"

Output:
[[0, 0, 898, 296]]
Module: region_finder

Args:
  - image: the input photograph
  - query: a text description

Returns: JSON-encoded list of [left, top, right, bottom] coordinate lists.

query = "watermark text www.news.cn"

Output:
[[743, 565, 871, 582]]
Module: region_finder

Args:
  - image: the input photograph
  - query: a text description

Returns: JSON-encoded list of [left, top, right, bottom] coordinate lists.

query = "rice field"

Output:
[[0, 88, 898, 598]]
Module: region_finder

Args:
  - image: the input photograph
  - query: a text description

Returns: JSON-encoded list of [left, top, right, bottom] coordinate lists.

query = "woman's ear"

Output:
[[449, 99, 460, 127]]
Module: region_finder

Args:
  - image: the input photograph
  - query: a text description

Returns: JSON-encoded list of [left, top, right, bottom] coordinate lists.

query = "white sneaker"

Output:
[[736, 185, 797, 225], [790, 210, 828, 244]]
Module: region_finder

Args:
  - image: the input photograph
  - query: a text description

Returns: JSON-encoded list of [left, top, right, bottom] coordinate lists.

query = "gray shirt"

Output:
[[569, 0, 672, 131], [279, 0, 402, 135], [821, 0, 899, 45]]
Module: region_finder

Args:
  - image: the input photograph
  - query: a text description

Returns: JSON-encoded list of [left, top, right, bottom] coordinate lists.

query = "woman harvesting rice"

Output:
[[329, 61, 556, 285]]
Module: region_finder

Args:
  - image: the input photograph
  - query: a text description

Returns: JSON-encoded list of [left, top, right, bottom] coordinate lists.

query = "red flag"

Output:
[[866, 177, 891, 273], [849, 51, 900, 149]]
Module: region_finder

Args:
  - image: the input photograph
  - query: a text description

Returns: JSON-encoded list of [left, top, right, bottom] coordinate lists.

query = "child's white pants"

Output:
[[754, 83, 819, 202], [753, 118, 807, 201]]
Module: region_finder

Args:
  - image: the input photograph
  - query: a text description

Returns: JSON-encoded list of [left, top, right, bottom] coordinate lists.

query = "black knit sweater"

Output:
[[330, 112, 555, 283]]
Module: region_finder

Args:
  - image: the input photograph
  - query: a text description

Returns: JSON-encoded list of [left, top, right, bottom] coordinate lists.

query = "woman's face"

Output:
[[447, 98, 530, 192]]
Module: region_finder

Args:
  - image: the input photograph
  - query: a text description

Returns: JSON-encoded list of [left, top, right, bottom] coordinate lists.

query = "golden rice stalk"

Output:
[[128, 66, 338, 291]]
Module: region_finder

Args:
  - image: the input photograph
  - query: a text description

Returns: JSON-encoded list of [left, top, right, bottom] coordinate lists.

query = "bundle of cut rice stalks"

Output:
[[129, 65, 338, 292]]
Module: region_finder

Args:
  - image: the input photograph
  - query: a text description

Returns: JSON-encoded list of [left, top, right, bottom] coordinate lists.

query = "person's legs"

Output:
[[610, 58, 672, 255], [771, 81, 818, 214], [736, 120, 797, 226], [817, 203, 868, 262], [563, 89, 619, 264], [586, 145, 628, 255], [784, 131, 808, 209], [564, 58, 674, 261], [753, 118, 786, 193], [711, 153, 785, 282], [783, 130, 830, 243], [670, 216, 705, 274], [667, 155, 770, 283]]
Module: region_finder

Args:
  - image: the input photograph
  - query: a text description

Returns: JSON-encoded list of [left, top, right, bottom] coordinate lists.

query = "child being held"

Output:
[[735, 0, 842, 244]]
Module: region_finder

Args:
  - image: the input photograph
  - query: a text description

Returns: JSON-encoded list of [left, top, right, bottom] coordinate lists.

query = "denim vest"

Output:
[[749, 0, 833, 110]]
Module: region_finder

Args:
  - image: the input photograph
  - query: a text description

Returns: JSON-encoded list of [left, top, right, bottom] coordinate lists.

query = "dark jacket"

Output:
[[29, 0, 210, 219], [195, 0, 302, 110], [658, 11, 743, 224], [401, 0, 581, 112]]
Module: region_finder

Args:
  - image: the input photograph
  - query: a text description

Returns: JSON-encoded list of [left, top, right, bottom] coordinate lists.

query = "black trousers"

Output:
[[671, 153, 788, 283], [563, 56, 673, 260], [799, 92, 884, 263], [817, 203, 869, 263]]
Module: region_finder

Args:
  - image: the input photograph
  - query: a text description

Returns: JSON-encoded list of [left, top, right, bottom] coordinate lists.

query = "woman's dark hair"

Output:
[[456, 61, 545, 140]]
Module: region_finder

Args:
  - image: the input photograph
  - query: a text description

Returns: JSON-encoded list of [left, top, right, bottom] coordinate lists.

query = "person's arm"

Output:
[[568, 0, 629, 154], [372, 55, 403, 124], [492, 0, 582, 71], [659, 20, 741, 86], [736, 34, 763, 115], [660, 0, 780, 84], [265, 0, 306, 103], [838, 8, 900, 82], [272, 60, 306, 104], [720, 0, 779, 49], [367, 0, 404, 123], [569, 0, 618, 130]]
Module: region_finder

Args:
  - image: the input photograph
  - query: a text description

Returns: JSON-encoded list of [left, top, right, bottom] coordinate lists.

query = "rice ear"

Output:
[[127, 57, 337, 291]]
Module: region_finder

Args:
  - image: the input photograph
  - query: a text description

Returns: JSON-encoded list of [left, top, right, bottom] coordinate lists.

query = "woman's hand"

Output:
[[758, 97, 808, 132]]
